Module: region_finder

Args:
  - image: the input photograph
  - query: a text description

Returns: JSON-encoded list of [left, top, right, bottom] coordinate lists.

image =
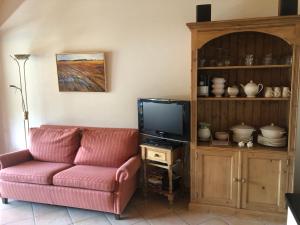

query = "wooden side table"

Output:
[[140, 144, 183, 205]]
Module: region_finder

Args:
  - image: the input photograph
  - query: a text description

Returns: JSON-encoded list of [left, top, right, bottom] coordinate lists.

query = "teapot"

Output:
[[240, 80, 263, 98]]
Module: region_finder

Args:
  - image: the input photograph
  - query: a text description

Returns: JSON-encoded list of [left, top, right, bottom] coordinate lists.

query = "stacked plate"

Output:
[[257, 135, 286, 147], [211, 77, 226, 97], [258, 123, 287, 147]]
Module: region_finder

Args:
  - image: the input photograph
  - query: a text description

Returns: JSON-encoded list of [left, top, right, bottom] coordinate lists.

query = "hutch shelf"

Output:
[[198, 64, 292, 70], [187, 16, 300, 220], [198, 97, 290, 101]]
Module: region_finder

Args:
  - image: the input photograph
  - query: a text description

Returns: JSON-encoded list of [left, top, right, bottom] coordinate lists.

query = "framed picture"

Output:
[[56, 53, 107, 92]]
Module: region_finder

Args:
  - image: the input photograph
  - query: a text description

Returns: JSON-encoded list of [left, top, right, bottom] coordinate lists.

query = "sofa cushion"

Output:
[[0, 160, 72, 185], [53, 165, 117, 192], [74, 128, 138, 167], [29, 127, 81, 163]]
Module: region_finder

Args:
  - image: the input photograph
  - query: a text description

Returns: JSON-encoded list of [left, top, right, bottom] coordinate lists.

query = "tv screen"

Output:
[[138, 98, 190, 142]]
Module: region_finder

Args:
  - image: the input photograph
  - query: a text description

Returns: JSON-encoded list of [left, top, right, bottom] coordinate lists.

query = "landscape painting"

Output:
[[56, 53, 106, 92]]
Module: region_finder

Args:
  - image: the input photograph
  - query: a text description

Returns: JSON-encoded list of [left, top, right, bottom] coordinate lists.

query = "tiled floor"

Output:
[[0, 193, 287, 225]]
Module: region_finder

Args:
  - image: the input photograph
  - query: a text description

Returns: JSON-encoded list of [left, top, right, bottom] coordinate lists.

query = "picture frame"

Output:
[[56, 52, 107, 92]]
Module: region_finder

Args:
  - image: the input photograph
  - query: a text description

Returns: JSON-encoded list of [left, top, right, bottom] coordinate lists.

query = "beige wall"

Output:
[[0, 0, 294, 152]]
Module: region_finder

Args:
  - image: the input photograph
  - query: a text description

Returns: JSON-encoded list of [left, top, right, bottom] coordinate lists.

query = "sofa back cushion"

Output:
[[29, 127, 81, 163], [74, 128, 138, 167]]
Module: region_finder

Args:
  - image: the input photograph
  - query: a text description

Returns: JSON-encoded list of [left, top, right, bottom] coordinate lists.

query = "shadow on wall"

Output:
[[0, 35, 11, 153], [0, 0, 25, 26], [0, 0, 25, 153]]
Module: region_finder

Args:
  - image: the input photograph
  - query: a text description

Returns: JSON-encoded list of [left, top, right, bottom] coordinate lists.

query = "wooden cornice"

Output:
[[187, 15, 300, 31]]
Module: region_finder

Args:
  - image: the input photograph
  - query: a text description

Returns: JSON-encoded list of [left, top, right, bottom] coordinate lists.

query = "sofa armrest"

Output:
[[0, 149, 32, 169], [116, 155, 141, 183]]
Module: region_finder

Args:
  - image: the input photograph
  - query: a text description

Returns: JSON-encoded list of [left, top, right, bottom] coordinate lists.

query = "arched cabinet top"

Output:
[[187, 15, 300, 49]]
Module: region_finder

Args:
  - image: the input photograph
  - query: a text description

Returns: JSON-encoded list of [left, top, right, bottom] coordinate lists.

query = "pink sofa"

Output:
[[0, 125, 141, 219]]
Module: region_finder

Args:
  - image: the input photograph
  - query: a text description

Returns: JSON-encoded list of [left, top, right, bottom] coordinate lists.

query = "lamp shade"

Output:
[[14, 54, 30, 60]]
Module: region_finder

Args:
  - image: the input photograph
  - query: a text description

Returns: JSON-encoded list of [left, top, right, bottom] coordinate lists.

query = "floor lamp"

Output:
[[9, 54, 30, 148]]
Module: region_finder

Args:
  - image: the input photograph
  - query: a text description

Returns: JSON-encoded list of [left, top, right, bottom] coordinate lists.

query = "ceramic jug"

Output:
[[227, 86, 239, 97], [198, 123, 211, 141]]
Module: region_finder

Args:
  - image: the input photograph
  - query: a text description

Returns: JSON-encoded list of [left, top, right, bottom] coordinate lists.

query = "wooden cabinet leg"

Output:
[[143, 160, 148, 198], [168, 194, 174, 207], [168, 165, 173, 205]]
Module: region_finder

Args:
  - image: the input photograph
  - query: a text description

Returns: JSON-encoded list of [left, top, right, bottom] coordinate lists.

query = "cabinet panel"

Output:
[[241, 152, 288, 212], [194, 149, 239, 207]]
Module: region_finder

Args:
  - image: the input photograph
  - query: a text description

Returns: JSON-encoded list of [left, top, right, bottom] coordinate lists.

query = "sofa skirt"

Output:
[[0, 180, 115, 213]]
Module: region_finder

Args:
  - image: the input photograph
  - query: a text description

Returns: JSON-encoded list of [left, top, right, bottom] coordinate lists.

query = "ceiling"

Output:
[[0, 0, 25, 27]]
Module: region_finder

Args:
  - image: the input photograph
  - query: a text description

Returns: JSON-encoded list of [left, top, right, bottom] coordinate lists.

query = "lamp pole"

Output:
[[9, 54, 31, 148]]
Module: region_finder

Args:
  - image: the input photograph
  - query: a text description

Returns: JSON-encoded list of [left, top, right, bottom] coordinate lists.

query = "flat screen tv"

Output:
[[138, 98, 190, 142]]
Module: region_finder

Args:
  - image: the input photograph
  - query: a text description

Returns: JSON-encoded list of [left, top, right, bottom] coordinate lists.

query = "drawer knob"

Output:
[[154, 153, 160, 157]]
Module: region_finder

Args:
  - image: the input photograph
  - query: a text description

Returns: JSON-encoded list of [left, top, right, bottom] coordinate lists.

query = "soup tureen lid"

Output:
[[260, 123, 284, 131]]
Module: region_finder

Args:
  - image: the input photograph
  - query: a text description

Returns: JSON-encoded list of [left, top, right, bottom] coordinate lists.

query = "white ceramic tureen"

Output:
[[231, 122, 255, 142], [260, 123, 286, 139]]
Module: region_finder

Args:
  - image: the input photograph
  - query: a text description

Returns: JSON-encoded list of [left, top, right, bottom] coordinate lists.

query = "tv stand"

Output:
[[140, 144, 183, 205], [143, 138, 181, 150]]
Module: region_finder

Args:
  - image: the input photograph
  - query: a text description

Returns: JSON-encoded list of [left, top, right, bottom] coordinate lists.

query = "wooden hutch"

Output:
[[187, 16, 300, 218]]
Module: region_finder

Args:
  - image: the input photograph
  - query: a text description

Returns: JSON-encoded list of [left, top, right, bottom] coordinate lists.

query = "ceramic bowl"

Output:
[[212, 89, 225, 97], [215, 132, 229, 141], [212, 84, 225, 89], [212, 78, 226, 83]]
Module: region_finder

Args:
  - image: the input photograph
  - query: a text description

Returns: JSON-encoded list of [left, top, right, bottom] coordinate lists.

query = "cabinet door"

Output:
[[194, 149, 239, 207], [241, 152, 288, 212]]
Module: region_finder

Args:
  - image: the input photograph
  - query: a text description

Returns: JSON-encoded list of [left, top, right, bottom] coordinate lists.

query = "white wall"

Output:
[[0, 0, 294, 152]]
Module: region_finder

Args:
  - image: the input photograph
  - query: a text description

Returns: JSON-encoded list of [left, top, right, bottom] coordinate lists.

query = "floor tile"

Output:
[[5, 218, 35, 225], [0, 204, 33, 224], [105, 205, 145, 225], [134, 221, 150, 225], [199, 218, 229, 225], [34, 208, 72, 225], [67, 207, 104, 223], [32, 203, 66, 217], [147, 212, 188, 225], [174, 208, 213, 225], [0, 200, 31, 210], [135, 199, 172, 219], [223, 215, 265, 225], [0, 195, 288, 225], [73, 214, 111, 225], [263, 221, 286, 225]]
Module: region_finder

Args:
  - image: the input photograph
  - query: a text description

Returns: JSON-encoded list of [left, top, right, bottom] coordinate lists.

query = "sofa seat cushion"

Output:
[[0, 160, 72, 185], [53, 165, 117, 192], [29, 127, 80, 163], [74, 128, 138, 167]]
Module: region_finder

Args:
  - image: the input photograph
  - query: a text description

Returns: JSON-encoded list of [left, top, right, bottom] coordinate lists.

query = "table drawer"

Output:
[[147, 150, 167, 162]]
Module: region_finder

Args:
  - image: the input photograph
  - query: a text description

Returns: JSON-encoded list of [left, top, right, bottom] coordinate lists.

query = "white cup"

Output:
[[282, 87, 291, 98], [273, 87, 281, 97], [199, 86, 209, 96], [264, 87, 273, 98]]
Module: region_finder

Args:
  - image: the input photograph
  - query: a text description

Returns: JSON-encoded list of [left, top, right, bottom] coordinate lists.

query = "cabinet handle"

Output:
[[241, 178, 246, 183], [154, 153, 160, 157], [233, 178, 239, 182]]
